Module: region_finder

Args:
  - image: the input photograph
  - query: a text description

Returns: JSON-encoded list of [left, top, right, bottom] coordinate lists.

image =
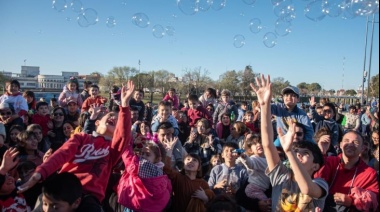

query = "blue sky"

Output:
[[0, 0, 379, 91]]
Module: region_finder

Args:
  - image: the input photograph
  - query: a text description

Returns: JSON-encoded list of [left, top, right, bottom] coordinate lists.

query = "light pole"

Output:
[[366, 13, 378, 104], [361, 16, 369, 105], [138, 60, 141, 89]]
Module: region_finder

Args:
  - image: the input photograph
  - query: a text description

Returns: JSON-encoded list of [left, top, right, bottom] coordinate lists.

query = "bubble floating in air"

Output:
[[70, 0, 83, 13], [132, 13, 150, 28], [153, 25, 165, 38], [249, 18, 262, 34], [52, 0, 67, 12], [263, 32, 277, 48], [165, 26, 176, 36], [242, 0, 257, 5], [198, 0, 212, 11], [275, 18, 292, 37], [106, 16, 116, 28], [305, 0, 327, 21], [177, 0, 199, 15], [233, 34, 246, 48], [322, 0, 344, 17], [212, 0, 227, 11], [77, 8, 98, 27]]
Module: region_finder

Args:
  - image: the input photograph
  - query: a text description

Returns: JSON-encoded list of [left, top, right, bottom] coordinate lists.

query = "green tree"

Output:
[[308, 83, 322, 95], [370, 74, 379, 97], [108, 66, 138, 85], [271, 77, 290, 97], [217, 70, 240, 96], [345, 89, 357, 96], [297, 82, 309, 96], [328, 89, 336, 96], [239, 65, 257, 100]]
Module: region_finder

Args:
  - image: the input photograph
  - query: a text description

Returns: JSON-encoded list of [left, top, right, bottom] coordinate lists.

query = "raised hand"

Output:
[[121, 80, 135, 108], [89, 104, 103, 120], [192, 187, 208, 203], [250, 74, 272, 106], [162, 137, 178, 156], [318, 135, 331, 155], [309, 96, 317, 107], [17, 172, 41, 194], [0, 148, 19, 174], [278, 119, 296, 153]]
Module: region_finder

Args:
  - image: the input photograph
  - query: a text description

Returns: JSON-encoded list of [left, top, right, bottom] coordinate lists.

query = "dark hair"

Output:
[[157, 122, 173, 130], [205, 88, 217, 98], [244, 133, 262, 153], [241, 101, 247, 106], [293, 141, 324, 170], [10, 79, 21, 88], [90, 84, 100, 90], [17, 161, 36, 181], [83, 81, 92, 88], [36, 101, 49, 110], [188, 94, 199, 102], [130, 106, 139, 112], [22, 90, 35, 99], [207, 194, 239, 212], [136, 89, 145, 97], [17, 131, 36, 147], [78, 112, 89, 128], [111, 85, 120, 94], [223, 142, 239, 152], [159, 101, 172, 108], [10, 125, 24, 134], [43, 172, 83, 205], [181, 153, 203, 178], [314, 127, 331, 143], [67, 77, 80, 93], [206, 104, 214, 111], [168, 88, 176, 92], [323, 103, 336, 115], [50, 98, 57, 102]]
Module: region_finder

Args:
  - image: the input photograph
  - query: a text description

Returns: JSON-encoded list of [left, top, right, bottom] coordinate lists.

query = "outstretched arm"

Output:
[[280, 121, 324, 199], [250, 74, 279, 172]]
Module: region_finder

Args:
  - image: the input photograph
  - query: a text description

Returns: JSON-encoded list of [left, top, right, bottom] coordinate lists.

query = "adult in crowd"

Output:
[[315, 130, 379, 211], [343, 105, 360, 132], [0, 103, 24, 137], [0, 79, 28, 124]]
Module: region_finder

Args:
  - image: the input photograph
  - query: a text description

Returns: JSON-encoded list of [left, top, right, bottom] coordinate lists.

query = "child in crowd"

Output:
[[6, 125, 24, 148], [49, 98, 58, 110], [117, 132, 171, 211], [226, 121, 247, 149], [133, 121, 153, 154], [108, 85, 121, 112], [176, 111, 191, 145], [0, 80, 29, 123], [18, 81, 135, 211], [204, 154, 222, 181], [252, 75, 328, 211], [129, 89, 145, 121], [17, 131, 44, 166], [22, 91, 36, 115], [216, 113, 232, 144], [244, 111, 259, 133], [213, 89, 238, 127], [58, 77, 83, 108], [42, 172, 83, 212], [199, 87, 218, 108], [164, 137, 215, 212], [81, 84, 107, 112], [208, 142, 248, 198], [236, 133, 270, 201], [151, 101, 179, 136], [187, 94, 213, 129], [314, 127, 333, 157], [31, 101, 52, 138], [184, 118, 221, 177], [16, 161, 40, 209], [163, 88, 179, 109], [26, 124, 49, 153], [0, 148, 31, 211], [81, 80, 93, 102]]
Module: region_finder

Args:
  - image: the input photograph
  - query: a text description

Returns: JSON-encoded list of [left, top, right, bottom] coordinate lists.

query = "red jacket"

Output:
[[314, 154, 379, 210], [187, 106, 213, 128], [31, 114, 51, 136], [35, 106, 131, 202], [81, 96, 108, 112], [117, 140, 172, 211], [163, 94, 179, 109]]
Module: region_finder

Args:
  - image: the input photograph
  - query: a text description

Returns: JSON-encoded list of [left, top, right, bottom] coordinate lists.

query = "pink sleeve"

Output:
[[58, 92, 66, 107]]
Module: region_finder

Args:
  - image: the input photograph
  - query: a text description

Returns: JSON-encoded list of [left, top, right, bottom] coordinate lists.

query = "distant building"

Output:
[[1, 71, 12, 78], [21, 66, 40, 77]]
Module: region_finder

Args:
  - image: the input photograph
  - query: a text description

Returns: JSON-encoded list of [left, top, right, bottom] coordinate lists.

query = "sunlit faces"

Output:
[[157, 128, 173, 143], [90, 87, 99, 97], [24, 134, 38, 150], [221, 115, 230, 126], [67, 102, 78, 114], [184, 155, 200, 172], [37, 105, 50, 116], [0, 174, 16, 195], [53, 109, 65, 122], [67, 83, 77, 92], [221, 146, 238, 163], [250, 141, 264, 156], [211, 157, 221, 167], [372, 132, 379, 146], [140, 122, 150, 135], [294, 148, 314, 168], [221, 95, 230, 103], [141, 146, 158, 164], [6, 83, 19, 95], [42, 194, 80, 212], [283, 93, 299, 108], [96, 112, 118, 136], [245, 114, 254, 123], [158, 105, 171, 120], [63, 123, 74, 138], [168, 90, 175, 97], [322, 106, 334, 120], [0, 108, 13, 121], [340, 132, 363, 159], [134, 91, 144, 102], [188, 100, 198, 110], [196, 122, 207, 135]]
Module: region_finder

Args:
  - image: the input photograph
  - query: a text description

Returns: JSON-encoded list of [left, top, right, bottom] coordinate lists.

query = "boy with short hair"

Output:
[[31, 101, 52, 137], [129, 89, 145, 121], [213, 89, 238, 127], [187, 94, 213, 128], [81, 85, 107, 112], [251, 75, 328, 211], [151, 101, 179, 136], [42, 172, 83, 212], [18, 81, 135, 210], [208, 142, 248, 198]]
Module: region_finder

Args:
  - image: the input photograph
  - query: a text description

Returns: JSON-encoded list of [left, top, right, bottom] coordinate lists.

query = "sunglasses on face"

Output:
[[295, 132, 304, 137], [0, 111, 12, 116], [54, 113, 64, 117], [323, 110, 333, 113]]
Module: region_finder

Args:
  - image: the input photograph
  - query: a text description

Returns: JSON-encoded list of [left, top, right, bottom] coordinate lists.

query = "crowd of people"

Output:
[[0, 75, 378, 212]]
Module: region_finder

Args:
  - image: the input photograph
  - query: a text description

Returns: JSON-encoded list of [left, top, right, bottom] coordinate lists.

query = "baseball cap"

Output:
[[281, 86, 300, 97], [0, 102, 10, 111], [67, 99, 77, 105]]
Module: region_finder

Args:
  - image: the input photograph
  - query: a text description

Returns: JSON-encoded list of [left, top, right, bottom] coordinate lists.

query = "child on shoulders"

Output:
[[58, 77, 83, 109]]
